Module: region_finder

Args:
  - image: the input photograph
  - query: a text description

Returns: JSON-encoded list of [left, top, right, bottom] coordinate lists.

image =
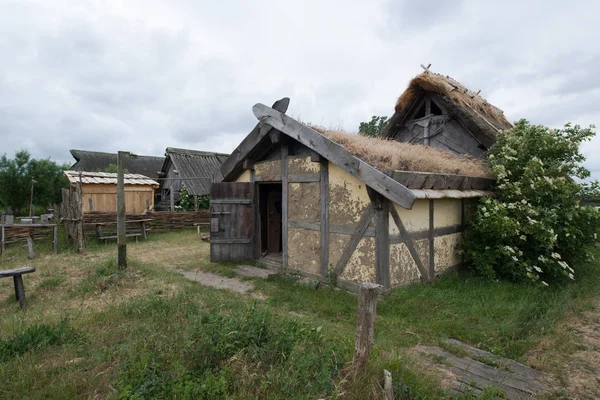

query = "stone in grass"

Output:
[[234, 265, 277, 279]]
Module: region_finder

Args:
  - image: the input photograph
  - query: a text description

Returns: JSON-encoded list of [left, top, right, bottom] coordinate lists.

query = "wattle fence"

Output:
[[83, 211, 210, 234]]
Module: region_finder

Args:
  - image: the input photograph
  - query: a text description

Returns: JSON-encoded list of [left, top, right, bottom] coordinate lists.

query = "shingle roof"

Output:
[[63, 171, 159, 186], [162, 148, 230, 196], [69, 150, 165, 179]]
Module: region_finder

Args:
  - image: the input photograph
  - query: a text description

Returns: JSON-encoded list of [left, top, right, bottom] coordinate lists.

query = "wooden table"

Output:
[[0, 223, 58, 256], [94, 219, 153, 241]]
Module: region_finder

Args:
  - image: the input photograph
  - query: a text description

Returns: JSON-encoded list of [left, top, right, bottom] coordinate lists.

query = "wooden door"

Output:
[[266, 190, 282, 253], [210, 182, 256, 262]]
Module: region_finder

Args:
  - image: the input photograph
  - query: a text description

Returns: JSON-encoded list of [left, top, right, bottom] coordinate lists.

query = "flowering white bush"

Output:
[[462, 120, 600, 284]]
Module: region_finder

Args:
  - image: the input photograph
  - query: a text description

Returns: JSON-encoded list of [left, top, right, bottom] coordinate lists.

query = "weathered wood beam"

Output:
[[428, 199, 435, 282], [333, 204, 374, 277], [390, 171, 494, 190], [242, 159, 255, 170], [252, 104, 416, 210], [221, 98, 290, 181], [352, 282, 382, 377], [320, 159, 329, 279], [389, 205, 429, 280], [281, 143, 289, 269], [369, 189, 390, 289]]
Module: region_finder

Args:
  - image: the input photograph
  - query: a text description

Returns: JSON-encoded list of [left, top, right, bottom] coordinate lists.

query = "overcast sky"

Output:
[[1, 0, 599, 179]]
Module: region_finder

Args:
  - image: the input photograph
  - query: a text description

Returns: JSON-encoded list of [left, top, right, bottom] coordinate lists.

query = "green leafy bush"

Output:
[[177, 187, 209, 211], [462, 120, 600, 285]]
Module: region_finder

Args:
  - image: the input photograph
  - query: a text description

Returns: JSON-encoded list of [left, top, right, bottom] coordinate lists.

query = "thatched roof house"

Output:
[[69, 150, 165, 180], [379, 70, 512, 158], [211, 98, 495, 291], [156, 148, 229, 210]]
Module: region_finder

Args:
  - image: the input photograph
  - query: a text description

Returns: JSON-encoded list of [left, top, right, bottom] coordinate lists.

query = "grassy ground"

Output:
[[0, 230, 598, 399]]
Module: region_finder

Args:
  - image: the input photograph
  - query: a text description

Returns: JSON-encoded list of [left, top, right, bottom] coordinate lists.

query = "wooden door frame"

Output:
[[255, 181, 283, 258]]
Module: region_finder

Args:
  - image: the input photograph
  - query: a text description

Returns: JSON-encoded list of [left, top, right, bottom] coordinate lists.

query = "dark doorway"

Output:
[[258, 183, 282, 255]]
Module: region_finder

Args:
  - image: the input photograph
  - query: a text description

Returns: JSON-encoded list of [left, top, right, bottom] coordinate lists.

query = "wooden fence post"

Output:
[[117, 151, 127, 269], [353, 282, 383, 377], [76, 175, 85, 253]]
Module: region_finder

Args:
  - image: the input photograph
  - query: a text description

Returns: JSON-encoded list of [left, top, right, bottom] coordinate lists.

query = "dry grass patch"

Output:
[[311, 126, 492, 177]]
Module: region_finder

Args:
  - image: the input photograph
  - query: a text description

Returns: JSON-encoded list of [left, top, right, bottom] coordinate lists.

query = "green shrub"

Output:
[[462, 120, 600, 284], [0, 318, 79, 361]]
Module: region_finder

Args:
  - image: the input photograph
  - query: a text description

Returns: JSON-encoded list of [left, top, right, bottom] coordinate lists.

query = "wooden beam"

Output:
[[390, 171, 494, 190], [389, 205, 429, 280], [310, 151, 322, 162], [221, 97, 290, 181], [268, 130, 281, 144], [117, 151, 127, 269], [281, 143, 289, 269], [371, 190, 390, 289], [333, 204, 374, 277], [252, 103, 416, 210], [288, 173, 320, 183], [320, 159, 329, 279], [352, 283, 382, 377], [242, 159, 255, 170], [429, 199, 435, 282]]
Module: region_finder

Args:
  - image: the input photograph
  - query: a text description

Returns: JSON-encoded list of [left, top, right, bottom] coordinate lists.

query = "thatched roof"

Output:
[[380, 71, 513, 147], [311, 126, 492, 178], [161, 148, 230, 196], [69, 150, 165, 179]]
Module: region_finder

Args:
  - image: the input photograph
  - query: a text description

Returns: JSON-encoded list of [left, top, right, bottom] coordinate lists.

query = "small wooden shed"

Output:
[[63, 171, 159, 214], [379, 70, 513, 158], [210, 98, 495, 291]]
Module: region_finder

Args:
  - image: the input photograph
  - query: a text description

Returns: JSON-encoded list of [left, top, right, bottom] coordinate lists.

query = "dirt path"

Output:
[[175, 269, 254, 293], [527, 297, 600, 399]]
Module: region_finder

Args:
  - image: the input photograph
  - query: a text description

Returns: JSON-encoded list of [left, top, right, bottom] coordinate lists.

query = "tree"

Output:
[[0, 150, 70, 215], [461, 120, 600, 285], [358, 116, 389, 137]]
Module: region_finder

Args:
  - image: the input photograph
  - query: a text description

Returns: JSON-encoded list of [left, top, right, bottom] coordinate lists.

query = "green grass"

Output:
[[0, 231, 598, 399]]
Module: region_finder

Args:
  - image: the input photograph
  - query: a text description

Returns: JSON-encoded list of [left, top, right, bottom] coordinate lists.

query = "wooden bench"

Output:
[[98, 233, 143, 244], [194, 222, 210, 235], [0, 267, 36, 310]]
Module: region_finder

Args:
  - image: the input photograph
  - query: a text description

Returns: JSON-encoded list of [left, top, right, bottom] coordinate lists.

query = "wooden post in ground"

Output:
[[76, 172, 85, 253], [26, 236, 34, 259], [353, 282, 383, 377], [384, 369, 393, 400], [117, 151, 127, 269], [170, 185, 175, 213]]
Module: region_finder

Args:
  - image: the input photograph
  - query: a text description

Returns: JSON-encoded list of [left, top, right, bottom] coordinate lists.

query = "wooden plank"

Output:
[[210, 199, 253, 205], [333, 204, 374, 277], [288, 173, 320, 183], [281, 143, 289, 268], [252, 104, 416, 210], [26, 236, 34, 260], [53, 226, 58, 254], [373, 193, 390, 288], [0, 267, 36, 278], [211, 238, 254, 244], [1, 225, 4, 256], [391, 171, 494, 190], [429, 200, 435, 282], [288, 220, 377, 237], [389, 206, 429, 280], [444, 339, 545, 380], [254, 175, 282, 182], [13, 274, 26, 310], [221, 98, 290, 181], [320, 159, 329, 279]]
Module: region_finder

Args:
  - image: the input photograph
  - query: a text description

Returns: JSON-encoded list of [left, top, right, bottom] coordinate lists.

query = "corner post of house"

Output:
[[319, 157, 329, 279], [281, 140, 289, 269], [428, 199, 435, 282], [369, 187, 390, 289]]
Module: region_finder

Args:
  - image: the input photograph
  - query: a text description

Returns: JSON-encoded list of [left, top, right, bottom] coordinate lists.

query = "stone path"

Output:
[[416, 338, 547, 399], [175, 265, 276, 299]]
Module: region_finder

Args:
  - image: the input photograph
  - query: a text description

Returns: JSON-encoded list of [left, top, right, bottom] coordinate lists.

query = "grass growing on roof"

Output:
[[311, 126, 492, 177]]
